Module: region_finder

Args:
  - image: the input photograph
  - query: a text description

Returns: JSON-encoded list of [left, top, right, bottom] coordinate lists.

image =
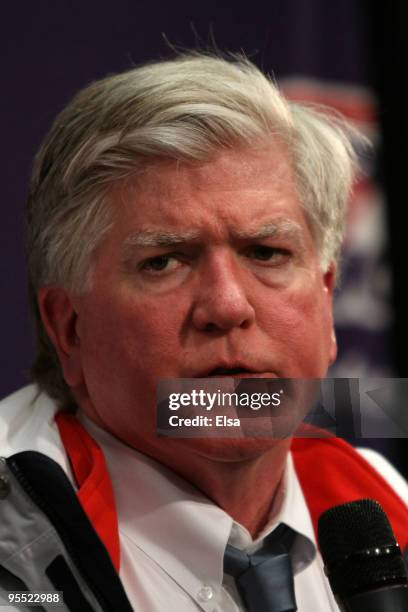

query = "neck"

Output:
[[78, 395, 291, 538], [148, 439, 291, 538]]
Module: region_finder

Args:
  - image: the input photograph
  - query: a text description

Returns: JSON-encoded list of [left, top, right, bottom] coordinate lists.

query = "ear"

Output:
[[323, 263, 337, 365], [37, 287, 84, 387], [323, 262, 336, 299]]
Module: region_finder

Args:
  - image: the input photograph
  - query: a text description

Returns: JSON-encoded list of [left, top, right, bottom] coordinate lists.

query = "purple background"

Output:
[[0, 0, 370, 395], [2, 1, 407, 472]]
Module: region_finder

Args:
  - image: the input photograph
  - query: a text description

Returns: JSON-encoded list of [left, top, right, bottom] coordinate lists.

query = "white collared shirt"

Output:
[[1, 385, 408, 611], [82, 416, 339, 611]]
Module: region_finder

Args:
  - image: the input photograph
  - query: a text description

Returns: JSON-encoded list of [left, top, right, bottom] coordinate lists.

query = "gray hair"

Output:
[[26, 52, 358, 407]]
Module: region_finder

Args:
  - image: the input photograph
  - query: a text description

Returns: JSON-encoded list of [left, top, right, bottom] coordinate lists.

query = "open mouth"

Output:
[[208, 367, 252, 376]]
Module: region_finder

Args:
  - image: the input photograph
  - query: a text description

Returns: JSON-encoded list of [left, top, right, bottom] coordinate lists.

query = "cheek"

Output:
[[257, 286, 334, 372], [77, 294, 189, 432], [80, 292, 187, 376]]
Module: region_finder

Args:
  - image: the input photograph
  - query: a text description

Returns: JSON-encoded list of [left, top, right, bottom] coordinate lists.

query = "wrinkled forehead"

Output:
[[123, 143, 297, 198], [104, 144, 317, 253], [121, 219, 308, 257]]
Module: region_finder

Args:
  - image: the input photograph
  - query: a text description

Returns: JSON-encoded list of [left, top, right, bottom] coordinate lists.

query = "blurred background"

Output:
[[1, 1, 407, 473]]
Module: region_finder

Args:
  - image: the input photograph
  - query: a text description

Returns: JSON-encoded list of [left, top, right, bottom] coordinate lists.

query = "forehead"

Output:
[[126, 143, 295, 200], [110, 143, 309, 242]]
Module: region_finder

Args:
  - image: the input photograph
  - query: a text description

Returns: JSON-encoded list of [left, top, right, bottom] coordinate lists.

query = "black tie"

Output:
[[223, 524, 298, 612]]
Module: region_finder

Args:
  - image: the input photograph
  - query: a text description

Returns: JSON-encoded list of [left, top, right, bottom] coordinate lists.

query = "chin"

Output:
[[171, 436, 288, 463]]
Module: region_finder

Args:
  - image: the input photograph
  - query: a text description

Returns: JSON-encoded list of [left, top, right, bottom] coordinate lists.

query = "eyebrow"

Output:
[[122, 219, 306, 253], [124, 230, 201, 248], [234, 220, 305, 246]]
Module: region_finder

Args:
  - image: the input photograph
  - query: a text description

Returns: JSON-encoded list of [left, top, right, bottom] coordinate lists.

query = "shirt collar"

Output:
[[227, 452, 316, 573], [79, 415, 232, 601]]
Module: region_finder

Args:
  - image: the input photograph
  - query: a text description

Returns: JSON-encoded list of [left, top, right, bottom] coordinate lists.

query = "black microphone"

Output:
[[318, 498, 408, 611]]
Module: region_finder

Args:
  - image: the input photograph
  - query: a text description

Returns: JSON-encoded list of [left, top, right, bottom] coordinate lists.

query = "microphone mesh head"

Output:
[[318, 499, 407, 596]]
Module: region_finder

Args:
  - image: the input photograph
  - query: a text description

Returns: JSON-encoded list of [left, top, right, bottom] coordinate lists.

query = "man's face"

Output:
[[56, 144, 337, 463]]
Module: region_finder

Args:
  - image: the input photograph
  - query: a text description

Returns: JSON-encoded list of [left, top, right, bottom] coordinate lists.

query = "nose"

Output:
[[191, 253, 256, 332]]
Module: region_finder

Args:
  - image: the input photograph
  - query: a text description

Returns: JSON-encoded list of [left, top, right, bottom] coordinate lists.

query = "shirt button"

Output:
[[197, 586, 214, 602]]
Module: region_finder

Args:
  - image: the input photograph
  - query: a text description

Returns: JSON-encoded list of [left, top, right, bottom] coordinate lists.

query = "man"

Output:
[[1, 52, 407, 611]]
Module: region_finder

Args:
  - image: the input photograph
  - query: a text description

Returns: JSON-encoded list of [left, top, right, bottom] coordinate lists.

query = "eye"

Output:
[[141, 254, 181, 274], [144, 255, 169, 271], [245, 245, 291, 264], [139, 253, 183, 276]]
